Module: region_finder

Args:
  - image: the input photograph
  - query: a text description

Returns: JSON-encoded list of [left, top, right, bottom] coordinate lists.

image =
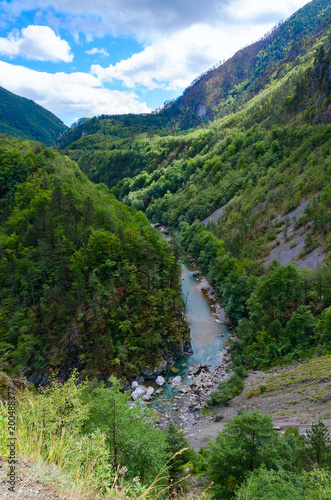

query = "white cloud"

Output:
[[0, 0, 311, 42], [0, 60, 150, 123], [0, 0, 231, 40], [86, 47, 109, 57], [0, 25, 73, 62], [91, 20, 279, 91]]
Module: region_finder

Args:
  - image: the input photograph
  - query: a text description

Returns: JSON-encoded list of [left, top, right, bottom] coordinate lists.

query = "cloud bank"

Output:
[[0, 25, 73, 61], [0, 61, 150, 122]]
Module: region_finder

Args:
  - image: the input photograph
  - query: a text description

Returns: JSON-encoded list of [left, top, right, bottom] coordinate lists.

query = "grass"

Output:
[[0, 377, 174, 500]]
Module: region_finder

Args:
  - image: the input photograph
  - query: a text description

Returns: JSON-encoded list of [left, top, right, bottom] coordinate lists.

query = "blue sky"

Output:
[[0, 0, 311, 126]]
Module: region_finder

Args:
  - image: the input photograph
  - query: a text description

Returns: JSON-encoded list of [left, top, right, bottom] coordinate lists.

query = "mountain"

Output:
[[0, 136, 189, 382], [0, 86, 67, 146], [57, 0, 331, 192], [167, 0, 331, 127], [54, 0, 331, 375]]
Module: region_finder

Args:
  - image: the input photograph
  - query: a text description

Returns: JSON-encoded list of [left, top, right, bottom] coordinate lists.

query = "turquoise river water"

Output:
[[148, 253, 230, 410]]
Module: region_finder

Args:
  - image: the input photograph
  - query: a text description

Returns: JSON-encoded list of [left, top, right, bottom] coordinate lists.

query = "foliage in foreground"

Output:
[[207, 410, 331, 499], [235, 466, 331, 500], [0, 372, 172, 498]]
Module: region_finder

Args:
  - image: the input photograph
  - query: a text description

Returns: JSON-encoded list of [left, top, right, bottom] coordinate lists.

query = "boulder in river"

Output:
[[171, 376, 182, 386], [131, 381, 139, 389], [146, 386, 154, 396], [131, 385, 147, 400], [156, 375, 166, 386]]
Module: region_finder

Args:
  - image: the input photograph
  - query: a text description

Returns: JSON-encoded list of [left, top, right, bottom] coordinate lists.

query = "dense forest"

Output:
[[58, 12, 331, 384], [0, 86, 67, 146], [0, 136, 190, 382]]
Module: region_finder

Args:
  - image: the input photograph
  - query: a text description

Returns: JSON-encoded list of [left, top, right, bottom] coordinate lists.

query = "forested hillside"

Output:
[[0, 137, 189, 382], [0, 86, 67, 146], [1, 0, 331, 498], [56, 0, 331, 377]]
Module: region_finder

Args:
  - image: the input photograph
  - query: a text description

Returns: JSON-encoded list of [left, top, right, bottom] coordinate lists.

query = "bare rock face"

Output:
[[143, 358, 167, 379]]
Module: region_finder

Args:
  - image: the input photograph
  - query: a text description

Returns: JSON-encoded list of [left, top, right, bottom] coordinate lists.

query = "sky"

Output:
[[0, 0, 311, 126]]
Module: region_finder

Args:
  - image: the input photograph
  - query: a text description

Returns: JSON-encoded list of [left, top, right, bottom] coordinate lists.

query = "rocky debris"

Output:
[[192, 271, 201, 278], [187, 365, 232, 412], [131, 385, 147, 400], [156, 375, 166, 386], [188, 364, 209, 377]]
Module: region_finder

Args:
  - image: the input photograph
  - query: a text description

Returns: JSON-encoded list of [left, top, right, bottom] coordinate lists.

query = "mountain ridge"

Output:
[[0, 85, 67, 146]]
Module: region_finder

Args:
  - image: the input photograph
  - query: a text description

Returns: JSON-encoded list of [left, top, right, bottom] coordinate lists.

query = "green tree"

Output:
[[306, 421, 331, 468], [166, 424, 194, 481], [81, 377, 168, 484], [285, 305, 316, 348], [208, 410, 279, 498], [235, 466, 308, 500]]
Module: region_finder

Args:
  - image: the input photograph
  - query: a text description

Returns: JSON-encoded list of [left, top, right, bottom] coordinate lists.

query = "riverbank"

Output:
[[181, 355, 331, 450]]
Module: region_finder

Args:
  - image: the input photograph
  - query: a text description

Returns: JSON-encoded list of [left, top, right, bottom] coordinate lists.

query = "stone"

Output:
[[146, 386, 154, 396], [131, 385, 147, 400], [131, 381, 139, 389], [214, 414, 224, 422], [143, 358, 167, 379], [171, 376, 182, 386], [142, 394, 151, 401], [156, 375, 166, 386]]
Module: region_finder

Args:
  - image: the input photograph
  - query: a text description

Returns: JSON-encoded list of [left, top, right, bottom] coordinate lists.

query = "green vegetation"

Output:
[[0, 86, 66, 146], [54, 0, 331, 411], [0, 372, 172, 498], [207, 410, 331, 499], [1, 1, 331, 498], [0, 136, 189, 380], [2, 381, 331, 498]]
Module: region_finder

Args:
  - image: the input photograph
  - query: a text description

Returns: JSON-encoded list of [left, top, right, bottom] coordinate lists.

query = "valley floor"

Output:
[[183, 356, 331, 450]]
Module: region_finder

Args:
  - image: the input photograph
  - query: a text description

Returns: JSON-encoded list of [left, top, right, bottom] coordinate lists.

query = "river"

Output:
[[147, 251, 230, 413]]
